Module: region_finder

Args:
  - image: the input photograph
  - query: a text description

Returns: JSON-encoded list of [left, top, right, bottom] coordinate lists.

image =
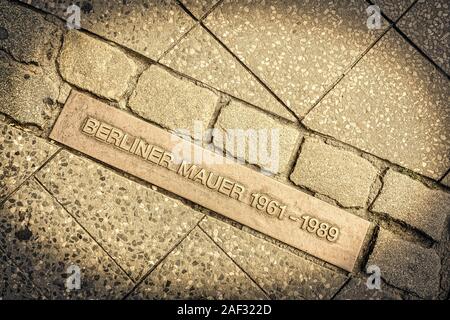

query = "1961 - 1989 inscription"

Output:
[[50, 91, 371, 271]]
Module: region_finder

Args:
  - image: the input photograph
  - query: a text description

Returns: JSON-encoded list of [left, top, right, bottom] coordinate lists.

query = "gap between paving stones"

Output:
[[367, 0, 418, 24], [176, 0, 225, 23], [329, 277, 352, 300], [0, 146, 62, 208], [367, 0, 449, 81], [197, 21, 300, 123], [121, 217, 204, 300], [32, 176, 136, 284], [197, 224, 271, 299], [155, 0, 228, 62], [393, 25, 450, 82], [301, 23, 393, 120], [440, 168, 450, 186], [7, 0, 449, 296]]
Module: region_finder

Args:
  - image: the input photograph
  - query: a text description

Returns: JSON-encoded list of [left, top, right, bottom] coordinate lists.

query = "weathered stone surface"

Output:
[[303, 30, 450, 180], [181, 0, 220, 19], [36, 150, 204, 281], [130, 228, 267, 299], [334, 277, 402, 300], [204, 0, 387, 118], [161, 26, 295, 121], [0, 54, 60, 127], [19, 0, 194, 61], [372, 170, 450, 241], [129, 65, 218, 135], [368, 229, 441, 298], [214, 100, 302, 174], [398, 0, 450, 74], [442, 172, 450, 188], [0, 0, 61, 65], [290, 138, 378, 208], [59, 31, 138, 101], [0, 180, 133, 299], [373, 0, 415, 21], [0, 124, 59, 201], [0, 251, 44, 300], [200, 217, 348, 299]]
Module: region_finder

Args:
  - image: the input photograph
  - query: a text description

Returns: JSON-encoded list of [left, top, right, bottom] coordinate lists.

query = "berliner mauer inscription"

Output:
[[50, 91, 371, 272]]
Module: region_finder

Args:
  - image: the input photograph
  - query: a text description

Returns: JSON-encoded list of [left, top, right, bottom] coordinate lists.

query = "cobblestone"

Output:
[[0, 54, 60, 127], [290, 138, 378, 208], [368, 229, 441, 298], [0, 0, 62, 66], [214, 100, 302, 174], [59, 31, 138, 101], [372, 169, 450, 240], [129, 65, 218, 135]]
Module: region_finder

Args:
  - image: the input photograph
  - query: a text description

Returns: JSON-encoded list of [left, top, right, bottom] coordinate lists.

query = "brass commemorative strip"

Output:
[[50, 91, 371, 271]]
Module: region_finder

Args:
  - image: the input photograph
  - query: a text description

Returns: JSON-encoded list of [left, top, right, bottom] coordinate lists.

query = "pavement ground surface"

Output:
[[0, 0, 449, 300]]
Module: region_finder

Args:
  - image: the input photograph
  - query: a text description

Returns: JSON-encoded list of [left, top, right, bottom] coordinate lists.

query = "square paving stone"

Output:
[[398, 0, 450, 75], [200, 217, 348, 300], [303, 29, 450, 180], [334, 277, 401, 300], [0, 123, 59, 201], [0, 250, 45, 300], [129, 227, 267, 300], [367, 229, 441, 299], [204, 0, 388, 118], [160, 25, 296, 121], [36, 150, 204, 281], [0, 180, 133, 299], [128, 65, 219, 136], [372, 169, 450, 241], [19, 0, 195, 61]]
